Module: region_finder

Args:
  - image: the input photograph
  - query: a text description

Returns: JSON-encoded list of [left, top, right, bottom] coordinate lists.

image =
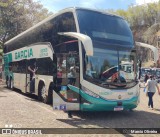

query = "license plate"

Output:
[[114, 106, 123, 111]]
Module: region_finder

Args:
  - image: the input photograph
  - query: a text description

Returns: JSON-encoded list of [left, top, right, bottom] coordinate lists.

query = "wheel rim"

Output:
[[10, 80, 13, 89], [41, 86, 47, 100]]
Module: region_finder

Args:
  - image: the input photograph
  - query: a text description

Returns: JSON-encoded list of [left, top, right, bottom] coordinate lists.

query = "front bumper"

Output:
[[80, 91, 138, 111]]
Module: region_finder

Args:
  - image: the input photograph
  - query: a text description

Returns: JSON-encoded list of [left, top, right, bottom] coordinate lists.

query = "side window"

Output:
[[17, 62, 21, 73], [6, 12, 77, 53], [58, 12, 76, 32], [12, 60, 27, 73], [11, 62, 21, 73], [36, 57, 54, 75], [12, 62, 18, 73], [51, 12, 77, 46], [20, 60, 27, 73]]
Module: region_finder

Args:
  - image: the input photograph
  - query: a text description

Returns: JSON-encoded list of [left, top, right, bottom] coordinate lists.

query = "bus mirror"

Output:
[[138, 60, 142, 79], [58, 32, 93, 56], [136, 42, 158, 62]]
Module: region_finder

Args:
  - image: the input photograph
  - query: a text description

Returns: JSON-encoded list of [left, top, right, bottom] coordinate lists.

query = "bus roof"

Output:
[[4, 7, 123, 46]]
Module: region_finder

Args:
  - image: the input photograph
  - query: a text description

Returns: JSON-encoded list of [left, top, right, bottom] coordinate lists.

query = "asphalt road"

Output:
[[0, 84, 160, 137]]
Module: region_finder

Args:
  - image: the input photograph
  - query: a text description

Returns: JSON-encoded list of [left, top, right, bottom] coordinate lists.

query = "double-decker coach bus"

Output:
[[3, 7, 140, 112]]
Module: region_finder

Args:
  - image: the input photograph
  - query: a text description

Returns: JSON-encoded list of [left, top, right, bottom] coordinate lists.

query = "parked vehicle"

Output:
[[140, 67, 152, 82], [155, 68, 160, 83]]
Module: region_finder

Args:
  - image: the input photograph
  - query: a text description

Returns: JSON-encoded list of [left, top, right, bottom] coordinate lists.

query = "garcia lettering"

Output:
[[15, 48, 33, 60]]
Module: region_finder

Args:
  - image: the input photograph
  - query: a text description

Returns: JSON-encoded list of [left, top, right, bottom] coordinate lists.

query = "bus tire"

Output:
[[38, 83, 48, 103], [47, 84, 53, 104], [6, 77, 9, 88], [47, 88, 53, 104], [129, 109, 134, 112]]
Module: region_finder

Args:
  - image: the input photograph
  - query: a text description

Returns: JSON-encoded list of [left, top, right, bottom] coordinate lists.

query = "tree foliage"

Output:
[[106, 1, 160, 65], [143, 23, 160, 44], [111, 1, 160, 27], [0, 0, 52, 48]]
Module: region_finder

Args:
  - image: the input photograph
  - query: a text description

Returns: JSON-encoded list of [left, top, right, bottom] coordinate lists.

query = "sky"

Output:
[[35, 0, 159, 13]]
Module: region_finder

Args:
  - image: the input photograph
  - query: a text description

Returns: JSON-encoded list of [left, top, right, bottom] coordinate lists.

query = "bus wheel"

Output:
[[38, 84, 48, 103], [6, 78, 10, 88]]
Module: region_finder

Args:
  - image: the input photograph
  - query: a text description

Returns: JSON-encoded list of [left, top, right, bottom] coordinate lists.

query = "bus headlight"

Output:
[[81, 86, 100, 98]]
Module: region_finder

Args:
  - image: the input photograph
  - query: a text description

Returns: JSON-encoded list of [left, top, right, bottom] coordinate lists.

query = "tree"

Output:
[[105, 2, 160, 65], [0, 0, 52, 47]]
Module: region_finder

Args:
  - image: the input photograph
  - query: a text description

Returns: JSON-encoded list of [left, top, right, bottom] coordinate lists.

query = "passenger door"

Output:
[[53, 43, 80, 111]]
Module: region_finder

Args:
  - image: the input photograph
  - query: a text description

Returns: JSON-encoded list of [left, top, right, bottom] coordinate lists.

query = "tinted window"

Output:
[[5, 12, 77, 52], [54, 40, 78, 53], [49, 12, 77, 46], [36, 57, 54, 75], [77, 9, 133, 46], [12, 60, 26, 73]]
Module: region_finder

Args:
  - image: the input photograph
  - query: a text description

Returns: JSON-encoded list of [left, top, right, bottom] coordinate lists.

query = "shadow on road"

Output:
[[2, 86, 38, 101], [2, 86, 53, 106], [0, 96, 7, 97], [57, 110, 160, 128]]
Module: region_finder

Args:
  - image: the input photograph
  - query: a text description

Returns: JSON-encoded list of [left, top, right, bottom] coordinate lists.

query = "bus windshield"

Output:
[[83, 46, 137, 88], [78, 9, 137, 88], [76, 9, 134, 46]]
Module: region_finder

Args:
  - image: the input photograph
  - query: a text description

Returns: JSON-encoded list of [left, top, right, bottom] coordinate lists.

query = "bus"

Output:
[[3, 7, 139, 112]]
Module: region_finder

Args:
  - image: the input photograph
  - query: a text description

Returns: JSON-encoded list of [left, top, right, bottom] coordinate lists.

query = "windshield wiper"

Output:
[[101, 82, 110, 87], [100, 82, 126, 88]]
